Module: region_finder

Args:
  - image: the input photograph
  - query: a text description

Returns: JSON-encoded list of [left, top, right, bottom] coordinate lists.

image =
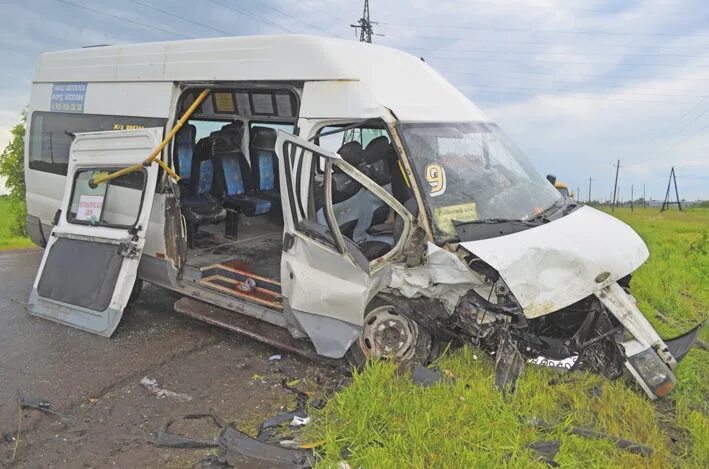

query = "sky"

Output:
[[1, 0, 709, 200]]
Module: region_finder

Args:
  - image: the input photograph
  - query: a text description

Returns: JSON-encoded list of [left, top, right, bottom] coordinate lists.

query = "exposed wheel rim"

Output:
[[359, 306, 421, 361]]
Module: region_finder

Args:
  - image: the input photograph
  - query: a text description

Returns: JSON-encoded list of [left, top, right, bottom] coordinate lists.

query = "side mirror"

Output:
[[546, 174, 557, 185]]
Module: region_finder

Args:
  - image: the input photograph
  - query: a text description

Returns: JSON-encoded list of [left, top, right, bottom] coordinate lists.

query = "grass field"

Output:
[[0, 196, 33, 251], [306, 207, 709, 468]]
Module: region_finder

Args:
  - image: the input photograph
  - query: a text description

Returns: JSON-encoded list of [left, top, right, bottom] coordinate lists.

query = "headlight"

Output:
[[626, 346, 676, 398]]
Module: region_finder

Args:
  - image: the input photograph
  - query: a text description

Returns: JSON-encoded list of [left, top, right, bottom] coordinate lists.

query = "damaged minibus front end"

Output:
[[386, 204, 700, 399]]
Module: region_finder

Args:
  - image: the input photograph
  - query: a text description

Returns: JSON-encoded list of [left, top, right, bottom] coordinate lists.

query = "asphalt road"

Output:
[[0, 248, 336, 467]]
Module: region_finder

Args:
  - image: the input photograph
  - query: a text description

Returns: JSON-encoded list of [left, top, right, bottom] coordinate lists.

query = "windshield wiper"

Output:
[[530, 198, 567, 221], [457, 218, 538, 226]]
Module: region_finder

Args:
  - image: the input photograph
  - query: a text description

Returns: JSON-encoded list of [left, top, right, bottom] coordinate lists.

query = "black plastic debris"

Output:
[[257, 410, 308, 442], [527, 440, 561, 467], [665, 321, 705, 362], [411, 365, 443, 387], [151, 414, 223, 449], [528, 417, 654, 457], [220, 425, 313, 469]]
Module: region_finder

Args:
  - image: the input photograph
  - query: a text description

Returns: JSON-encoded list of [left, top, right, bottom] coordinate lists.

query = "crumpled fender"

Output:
[[459, 206, 649, 318]]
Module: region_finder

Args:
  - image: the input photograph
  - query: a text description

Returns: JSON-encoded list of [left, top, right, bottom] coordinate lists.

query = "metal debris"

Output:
[[140, 376, 193, 402]]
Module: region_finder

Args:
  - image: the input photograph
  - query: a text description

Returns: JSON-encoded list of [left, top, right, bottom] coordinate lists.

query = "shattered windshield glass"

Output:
[[398, 122, 562, 241]]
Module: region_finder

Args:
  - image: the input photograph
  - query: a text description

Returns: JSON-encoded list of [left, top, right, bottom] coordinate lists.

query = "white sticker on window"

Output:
[[76, 195, 104, 223], [425, 162, 447, 197]]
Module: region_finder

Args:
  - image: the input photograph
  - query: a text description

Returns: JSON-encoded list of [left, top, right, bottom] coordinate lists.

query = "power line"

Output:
[[406, 45, 709, 59], [250, 0, 342, 37], [379, 21, 709, 38], [457, 82, 708, 99], [55, 0, 193, 38], [435, 66, 709, 82], [409, 50, 709, 67], [208, 0, 294, 33], [127, 0, 233, 36], [453, 83, 701, 104]]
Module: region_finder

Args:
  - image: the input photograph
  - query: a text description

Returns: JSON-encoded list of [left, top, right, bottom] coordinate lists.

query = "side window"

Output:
[[28, 112, 166, 179], [191, 119, 228, 141], [249, 122, 294, 135], [68, 169, 147, 228]]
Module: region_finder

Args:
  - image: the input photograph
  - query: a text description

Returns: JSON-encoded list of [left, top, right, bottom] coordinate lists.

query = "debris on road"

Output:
[[220, 425, 312, 468], [150, 414, 222, 449], [290, 415, 310, 427], [269, 354, 282, 361], [140, 376, 193, 402], [17, 393, 67, 418]]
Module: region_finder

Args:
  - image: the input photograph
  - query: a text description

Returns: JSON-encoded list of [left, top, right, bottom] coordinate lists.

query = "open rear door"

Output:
[[28, 128, 162, 337]]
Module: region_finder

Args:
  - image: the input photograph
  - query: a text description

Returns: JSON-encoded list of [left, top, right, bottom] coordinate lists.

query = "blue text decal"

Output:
[[51, 82, 87, 113]]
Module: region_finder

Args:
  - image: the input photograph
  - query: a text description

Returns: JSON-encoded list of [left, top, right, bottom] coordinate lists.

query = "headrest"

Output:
[[176, 124, 196, 144], [362, 136, 394, 164], [250, 126, 277, 150], [337, 141, 363, 165], [212, 122, 244, 155]]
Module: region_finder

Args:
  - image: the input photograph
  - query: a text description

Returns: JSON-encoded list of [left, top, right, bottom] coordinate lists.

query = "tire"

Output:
[[127, 278, 144, 307], [346, 300, 433, 369]]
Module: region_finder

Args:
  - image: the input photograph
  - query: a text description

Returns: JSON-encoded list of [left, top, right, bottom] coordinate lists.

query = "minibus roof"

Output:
[[34, 35, 489, 122]]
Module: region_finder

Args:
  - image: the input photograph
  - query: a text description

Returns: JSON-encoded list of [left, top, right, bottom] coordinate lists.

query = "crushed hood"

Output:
[[459, 206, 649, 318]]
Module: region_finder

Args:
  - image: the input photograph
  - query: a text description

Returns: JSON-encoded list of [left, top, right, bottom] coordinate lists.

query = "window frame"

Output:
[[28, 111, 166, 182], [66, 166, 148, 230]]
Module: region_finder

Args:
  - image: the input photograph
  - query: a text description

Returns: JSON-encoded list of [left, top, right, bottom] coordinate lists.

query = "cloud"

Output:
[[1, 0, 708, 200]]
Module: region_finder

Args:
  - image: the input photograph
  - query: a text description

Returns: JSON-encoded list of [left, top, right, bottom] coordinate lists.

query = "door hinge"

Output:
[[283, 232, 295, 252], [117, 239, 140, 259]]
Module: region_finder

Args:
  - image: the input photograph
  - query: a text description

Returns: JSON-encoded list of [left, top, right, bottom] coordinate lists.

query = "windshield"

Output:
[[398, 122, 562, 241]]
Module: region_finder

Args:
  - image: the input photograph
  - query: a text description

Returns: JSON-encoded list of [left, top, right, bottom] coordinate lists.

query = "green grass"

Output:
[[306, 207, 709, 468], [0, 196, 33, 251]]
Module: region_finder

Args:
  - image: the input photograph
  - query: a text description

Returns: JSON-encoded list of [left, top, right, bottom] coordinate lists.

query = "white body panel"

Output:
[[460, 206, 650, 318], [33, 35, 489, 123]]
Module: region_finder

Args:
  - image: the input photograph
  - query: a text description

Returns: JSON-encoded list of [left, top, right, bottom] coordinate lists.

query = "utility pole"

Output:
[[631, 185, 634, 211], [587, 177, 593, 204], [577, 186, 581, 202], [643, 184, 646, 208], [661, 167, 683, 212], [351, 0, 376, 43], [611, 159, 621, 212]]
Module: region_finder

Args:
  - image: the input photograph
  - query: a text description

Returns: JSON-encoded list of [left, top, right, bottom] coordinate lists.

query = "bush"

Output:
[[0, 113, 27, 236]]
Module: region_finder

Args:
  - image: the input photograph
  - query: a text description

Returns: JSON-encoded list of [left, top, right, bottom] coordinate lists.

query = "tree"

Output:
[[0, 112, 27, 236]]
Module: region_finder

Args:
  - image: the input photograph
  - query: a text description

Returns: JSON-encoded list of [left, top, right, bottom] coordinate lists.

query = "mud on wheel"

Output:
[[346, 301, 433, 369]]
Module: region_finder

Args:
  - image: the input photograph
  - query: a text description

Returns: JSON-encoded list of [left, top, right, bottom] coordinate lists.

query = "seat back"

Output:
[[360, 136, 393, 187], [175, 124, 196, 182], [210, 123, 253, 199], [249, 126, 279, 192], [190, 137, 215, 196]]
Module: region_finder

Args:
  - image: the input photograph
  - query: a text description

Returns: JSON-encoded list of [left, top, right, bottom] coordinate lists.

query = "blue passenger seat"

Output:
[[180, 133, 227, 247], [249, 126, 281, 211], [211, 123, 272, 217], [174, 124, 196, 184]]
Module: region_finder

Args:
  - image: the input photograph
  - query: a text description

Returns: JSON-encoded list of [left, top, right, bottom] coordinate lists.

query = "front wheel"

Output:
[[346, 304, 433, 369]]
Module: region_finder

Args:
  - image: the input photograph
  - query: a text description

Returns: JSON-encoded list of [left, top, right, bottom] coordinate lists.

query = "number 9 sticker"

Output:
[[425, 163, 446, 197]]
